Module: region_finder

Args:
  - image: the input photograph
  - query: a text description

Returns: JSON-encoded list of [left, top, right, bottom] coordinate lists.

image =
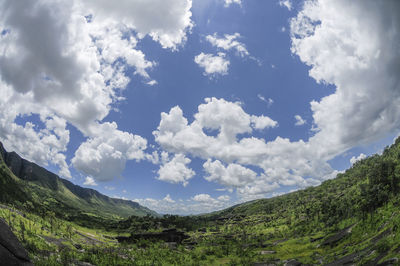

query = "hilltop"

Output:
[[0, 142, 157, 228]]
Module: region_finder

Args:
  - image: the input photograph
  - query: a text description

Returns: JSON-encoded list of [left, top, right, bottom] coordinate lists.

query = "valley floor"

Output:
[[1, 200, 400, 265]]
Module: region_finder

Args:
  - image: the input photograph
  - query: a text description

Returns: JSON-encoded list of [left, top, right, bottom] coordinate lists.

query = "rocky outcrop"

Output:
[[0, 218, 33, 266], [321, 224, 355, 247]]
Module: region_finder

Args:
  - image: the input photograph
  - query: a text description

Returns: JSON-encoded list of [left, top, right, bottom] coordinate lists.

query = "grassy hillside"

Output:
[[0, 142, 157, 228], [2, 138, 400, 265]]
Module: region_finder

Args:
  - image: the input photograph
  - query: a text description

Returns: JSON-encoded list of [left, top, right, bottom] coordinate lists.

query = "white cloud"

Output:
[[279, 0, 292, 11], [206, 33, 249, 58], [157, 153, 195, 186], [203, 159, 257, 188], [0, 0, 193, 181], [84, 176, 98, 186], [194, 52, 230, 77], [257, 94, 274, 107], [294, 115, 306, 126], [350, 153, 366, 165], [83, 0, 193, 50], [134, 193, 232, 215], [224, 0, 241, 7], [291, 0, 400, 156], [163, 194, 175, 203], [251, 115, 278, 130], [147, 80, 158, 86], [72, 122, 147, 181]]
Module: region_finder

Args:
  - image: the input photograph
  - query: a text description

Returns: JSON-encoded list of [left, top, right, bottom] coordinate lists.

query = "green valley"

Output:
[[1, 138, 400, 265]]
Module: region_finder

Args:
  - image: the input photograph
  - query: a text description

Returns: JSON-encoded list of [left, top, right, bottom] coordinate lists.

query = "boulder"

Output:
[[0, 218, 33, 265]]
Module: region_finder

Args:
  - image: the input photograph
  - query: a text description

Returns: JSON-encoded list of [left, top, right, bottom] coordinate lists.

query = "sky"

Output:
[[0, 0, 400, 215]]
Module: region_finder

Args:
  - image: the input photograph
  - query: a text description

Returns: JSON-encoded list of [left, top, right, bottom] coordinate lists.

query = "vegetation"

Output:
[[1, 138, 400, 264]]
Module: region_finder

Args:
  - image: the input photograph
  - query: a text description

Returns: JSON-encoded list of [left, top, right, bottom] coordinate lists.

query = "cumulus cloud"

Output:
[[224, 0, 241, 7], [194, 52, 230, 77], [134, 193, 231, 215], [206, 33, 249, 58], [251, 115, 278, 130], [350, 153, 366, 165], [157, 153, 195, 186], [291, 0, 400, 156], [83, 176, 98, 186], [0, 0, 193, 181], [84, 0, 193, 50], [279, 0, 292, 11], [203, 159, 257, 188], [294, 115, 306, 126], [72, 122, 147, 181]]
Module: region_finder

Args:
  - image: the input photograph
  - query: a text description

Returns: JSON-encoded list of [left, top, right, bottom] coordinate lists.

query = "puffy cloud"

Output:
[[72, 122, 147, 181], [157, 153, 195, 186], [251, 115, 278, 130], [84, 0, 193, 50], [83, 176, 97, 186], [153, 98, 278, 158], [294, 115, 306, 126], [163, 194, 175, 203], [192, 193, 213, 202], [203, 159, 257, 188], [206, 33, 249, 58], [279, 0, 292, 11], [350, 153, 366, 165], [291, 0, 400, 157], [224, 0, 241, 7], [0, 0, 193, 181], [194, 52, 230, 77]]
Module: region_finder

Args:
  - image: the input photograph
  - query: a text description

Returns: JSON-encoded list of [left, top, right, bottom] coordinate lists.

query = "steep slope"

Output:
[[0, 142, 157, 224], [197, 137, 400, 264]]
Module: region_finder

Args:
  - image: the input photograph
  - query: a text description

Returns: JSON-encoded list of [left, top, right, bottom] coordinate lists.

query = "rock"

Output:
[[259, 250, 276, 255], [0, 218, 33, 265], [321, 224, 355, 247]]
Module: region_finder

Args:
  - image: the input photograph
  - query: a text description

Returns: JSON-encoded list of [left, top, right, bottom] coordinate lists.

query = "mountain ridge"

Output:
[[0, 141, 158, 224]]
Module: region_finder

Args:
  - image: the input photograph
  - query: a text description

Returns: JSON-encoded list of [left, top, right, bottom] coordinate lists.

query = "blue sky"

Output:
[[1, 0, 399, 214]]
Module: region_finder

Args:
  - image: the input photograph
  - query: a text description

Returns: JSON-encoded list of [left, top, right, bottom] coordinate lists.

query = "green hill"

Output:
[[0, 142, 157, 227]]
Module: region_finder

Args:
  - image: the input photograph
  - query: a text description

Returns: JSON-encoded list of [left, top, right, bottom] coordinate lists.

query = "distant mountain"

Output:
[[0, 142, 158, 226]]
